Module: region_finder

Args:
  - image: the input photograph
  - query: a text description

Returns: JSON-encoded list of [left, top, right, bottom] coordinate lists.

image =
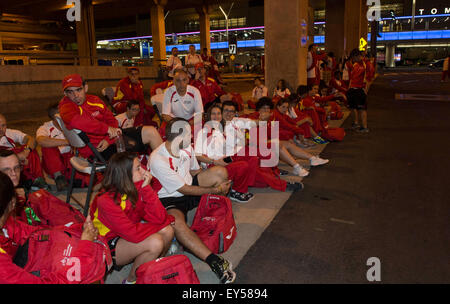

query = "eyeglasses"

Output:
[[223, 109, 236, 113], [0, 165, 21, 175]]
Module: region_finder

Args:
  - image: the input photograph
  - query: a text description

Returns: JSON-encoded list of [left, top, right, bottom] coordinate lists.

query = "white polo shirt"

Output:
[[149, 143, 200, 199], [162, 85, 203, 120], [0, 129, 27, 149], [185, 53, 203, 75], [115, 112, 135, 129], [224, 117, 256, 156], [167, 55, 183, 78], [36, 121, 71, 154]]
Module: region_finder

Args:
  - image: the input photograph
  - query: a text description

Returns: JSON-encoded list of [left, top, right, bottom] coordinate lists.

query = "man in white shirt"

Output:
[[115, 99, 140, 129], [0, 113, 49, 191], [185, 45, 203, 78], [161, 69, 203, 123], [166, 47, 183, 78], [149, 117, 235, 284], [36, 103, 72, 191]]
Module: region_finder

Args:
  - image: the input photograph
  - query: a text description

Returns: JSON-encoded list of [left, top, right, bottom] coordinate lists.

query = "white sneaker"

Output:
[[293, 165, 309, 177], [310, 156, 329, 166]]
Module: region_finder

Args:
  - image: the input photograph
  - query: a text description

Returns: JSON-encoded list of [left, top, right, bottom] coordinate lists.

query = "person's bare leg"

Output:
[[352, 109, 359, 125], [158, 225, 175, 255], [141, 126, 163, 150], [196, 166, 228, 187], [279, 142, 300, 167], [281, 140, 312, 161], [360, 110, 368, 129], [167, 208, 212, 261], [115, 232, 169, 282]]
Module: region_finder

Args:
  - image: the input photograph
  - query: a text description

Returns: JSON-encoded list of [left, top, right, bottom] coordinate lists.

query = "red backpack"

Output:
[[190, 194, 237, 254], [21, 189, 85, 227], [322, 127, 346, 142], [12, 225, 112, 284], [136, 254, 200, 284]]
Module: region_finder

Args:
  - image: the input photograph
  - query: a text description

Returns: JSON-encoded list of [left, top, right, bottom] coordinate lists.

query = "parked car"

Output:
[[428, 59, 445, 69]]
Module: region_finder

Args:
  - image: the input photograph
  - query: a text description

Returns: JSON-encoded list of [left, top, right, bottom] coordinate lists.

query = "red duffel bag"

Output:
[[24, 189, 85, 227], [321, 127, 346, 142], [136, 254, 200, 284], [190, 194, 237, 254], [12, 224, 112, 284]]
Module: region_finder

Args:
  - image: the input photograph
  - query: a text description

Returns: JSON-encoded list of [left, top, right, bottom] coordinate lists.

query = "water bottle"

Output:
[[116, 134, 126, 152]]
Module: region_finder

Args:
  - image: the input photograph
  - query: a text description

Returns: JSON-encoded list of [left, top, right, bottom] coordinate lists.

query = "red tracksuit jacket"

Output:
[[191, 77, 226, 106], [59, 95, 118, 158], [0, 217, 98, 284], [90, 181, 175, 243]]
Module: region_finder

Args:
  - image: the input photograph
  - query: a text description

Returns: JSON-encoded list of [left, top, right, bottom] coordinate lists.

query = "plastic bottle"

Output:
[[116, 134, 126, 152]]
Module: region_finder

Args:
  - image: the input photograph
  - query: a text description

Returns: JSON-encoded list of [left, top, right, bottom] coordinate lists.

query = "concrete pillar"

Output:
[[75, 0, 97, 66], [196, 5, 211, 55], [307, 5, 315, 47], [385, 43, 395, 68], [265, 0, 309, 94], [325, 0, 345, 60], [0, 36, 3, 51], [343, 0, 369, 56], [150, 0, 167, 68]]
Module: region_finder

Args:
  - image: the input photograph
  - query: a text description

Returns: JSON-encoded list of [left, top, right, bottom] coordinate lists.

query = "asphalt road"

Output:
[[235, 70, 450, 284]]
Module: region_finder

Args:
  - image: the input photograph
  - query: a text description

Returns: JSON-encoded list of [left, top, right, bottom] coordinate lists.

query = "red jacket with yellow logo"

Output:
[[59, 94, 118, 158], [90, 181, 174, 243]]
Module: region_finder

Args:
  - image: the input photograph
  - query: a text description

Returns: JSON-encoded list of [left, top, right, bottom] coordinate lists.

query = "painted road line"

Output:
[[330, 218, 355, 225], [395, 94, 450, 102]]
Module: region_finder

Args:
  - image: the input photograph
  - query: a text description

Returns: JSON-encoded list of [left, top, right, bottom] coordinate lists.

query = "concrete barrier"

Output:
[[0, 65, 159, 121]]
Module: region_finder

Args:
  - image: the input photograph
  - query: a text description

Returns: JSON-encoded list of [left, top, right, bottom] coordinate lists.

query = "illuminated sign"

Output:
[[359, 37, 368, 51], [417, 7, 450, 15]]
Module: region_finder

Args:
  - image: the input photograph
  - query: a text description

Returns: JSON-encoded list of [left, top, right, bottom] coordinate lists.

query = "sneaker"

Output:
[[210, 256, 236, 284], [55, 175, 68, 192], [351, 123, 361, 130], [122, 279, 136, 284], [229, 189, 254, 203], [32, 177, 50, 191], [310, 156, 329, 167], [293, 165, 309, 177], [279, 169, 289, 176], [357, 127, 370, 133], [312, 136, 328, 144], [286, 182, 304, 192]]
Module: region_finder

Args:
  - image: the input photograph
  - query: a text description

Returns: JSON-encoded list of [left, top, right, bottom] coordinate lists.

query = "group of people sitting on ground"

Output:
[[0, 47, 374, 285]]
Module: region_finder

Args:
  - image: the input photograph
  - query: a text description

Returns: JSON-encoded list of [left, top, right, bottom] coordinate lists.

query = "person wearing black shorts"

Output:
[[149, 118, 237, 284], [347, 49, 370, 133]]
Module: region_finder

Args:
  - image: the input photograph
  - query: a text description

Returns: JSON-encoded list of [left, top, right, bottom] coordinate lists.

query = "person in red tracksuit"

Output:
[[59, 74, 122, 161], [150, 79, 173, 97], [90, 152, 174, 284], [0, 171, 104, 284], [295, 85, 329, 144], [249, 98, 329, 178], [346, 49, 370, 133], [0, 114, 48, 191], [307, 44, 328, 86], [191, 62, 244, 112], [113, 67, 156, 126]]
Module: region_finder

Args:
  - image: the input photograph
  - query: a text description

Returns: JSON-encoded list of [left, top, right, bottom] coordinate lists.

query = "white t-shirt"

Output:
[[36, 121, 71, 154], [166, 55, 183, 78], [0, 128, 27, 149], [194, 124, 226, 161], [115, 112, 135, 129], [162, 85, 203, 120], [223, 117, 256, 156], [149, 143, 200, 198], [273, 88, 291, 98], [185, 54, 203, 75], [252, 85, 268, 100], [307, 51, 315, 78]]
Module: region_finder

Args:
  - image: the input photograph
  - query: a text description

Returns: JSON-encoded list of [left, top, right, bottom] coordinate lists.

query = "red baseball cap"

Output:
[[62, 74, 83, 91]]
